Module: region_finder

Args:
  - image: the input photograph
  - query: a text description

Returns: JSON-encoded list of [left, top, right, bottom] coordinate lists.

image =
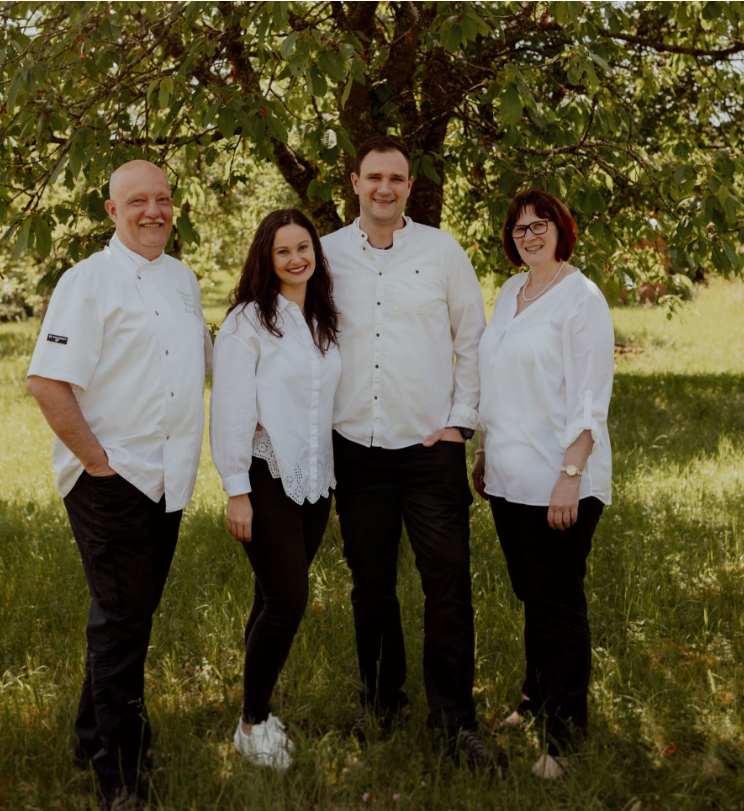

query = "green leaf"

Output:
[[722, 239, 738, 267], [308, 65, 327, 97], [738, 225, 744, 245], [335, 130, 356, 156], [420, 155, 442, 185], [341, 76, 353, 108], [176, 212, 200, 246], [13, 217, 32, 260], [499, 85, 522, 126], [34, 216, 53, 259], [159, 76, 174, 108], [266, 114, 288, 143], [318, 50, 346, 82], [217, 107, 237, 138], [673, 164, 692, 184], [280, 31, 299, 60]]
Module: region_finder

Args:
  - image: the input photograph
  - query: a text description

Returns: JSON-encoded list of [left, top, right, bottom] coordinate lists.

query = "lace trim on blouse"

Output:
[[252, 429, 335, 505]]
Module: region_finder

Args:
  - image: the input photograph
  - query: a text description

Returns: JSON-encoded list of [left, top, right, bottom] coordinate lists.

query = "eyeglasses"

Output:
[[511, 220, 551, 239]]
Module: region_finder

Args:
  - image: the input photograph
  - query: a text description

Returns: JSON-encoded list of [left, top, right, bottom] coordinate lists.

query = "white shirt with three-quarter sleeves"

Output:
[[478, 270, 614, 506], [320, 217, 486, 448], [210, 297, 342, 505], [27, 234, 213, 512]]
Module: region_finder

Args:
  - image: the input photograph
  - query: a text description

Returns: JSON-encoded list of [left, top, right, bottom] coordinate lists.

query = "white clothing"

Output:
[[210, 297, 342, 504], [478, 271, 614, 505], [28, 234, 212, 512], [321, 217, 485, 448]]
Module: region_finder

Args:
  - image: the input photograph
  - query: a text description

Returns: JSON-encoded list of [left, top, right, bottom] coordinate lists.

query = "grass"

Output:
[[2, 278, 744, 810]]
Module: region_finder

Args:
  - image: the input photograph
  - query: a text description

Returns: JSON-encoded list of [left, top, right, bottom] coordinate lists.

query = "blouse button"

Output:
[[165, 350, 169, 356], [155, 311, 160, 316]]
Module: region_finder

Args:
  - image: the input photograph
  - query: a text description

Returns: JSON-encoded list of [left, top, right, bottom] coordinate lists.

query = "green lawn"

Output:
[[1, 279, 743, 810]]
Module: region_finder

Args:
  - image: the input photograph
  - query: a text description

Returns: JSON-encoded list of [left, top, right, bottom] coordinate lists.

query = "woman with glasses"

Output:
[[472, 189, 614, 778]]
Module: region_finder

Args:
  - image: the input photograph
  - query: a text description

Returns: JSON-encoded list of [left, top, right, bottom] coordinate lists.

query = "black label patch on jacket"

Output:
[[47, 334, 68, 344]]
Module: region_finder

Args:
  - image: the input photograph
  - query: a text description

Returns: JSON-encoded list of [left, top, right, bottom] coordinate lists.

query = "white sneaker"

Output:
[[233, 714, 294, 771]]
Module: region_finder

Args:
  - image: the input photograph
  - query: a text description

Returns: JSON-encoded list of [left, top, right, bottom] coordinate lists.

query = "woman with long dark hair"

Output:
[[210, 209, 341, 770], [472, 190, 614, 778]]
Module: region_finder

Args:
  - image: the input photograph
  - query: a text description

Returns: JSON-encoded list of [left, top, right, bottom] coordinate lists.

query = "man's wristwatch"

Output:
[[454, 426, 475, 440], [561, 464, 583, 478]]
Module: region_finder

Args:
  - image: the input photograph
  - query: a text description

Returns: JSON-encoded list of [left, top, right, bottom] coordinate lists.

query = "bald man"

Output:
[[28, 160, 212, 810]]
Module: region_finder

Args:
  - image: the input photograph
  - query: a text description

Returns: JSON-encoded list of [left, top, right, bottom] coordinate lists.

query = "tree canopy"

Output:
[[1, 1, 744, 301]]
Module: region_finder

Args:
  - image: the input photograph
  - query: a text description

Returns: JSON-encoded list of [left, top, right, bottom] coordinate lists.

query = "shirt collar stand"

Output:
[[110, 233, 165, 269], [354, 216, 413, 249]]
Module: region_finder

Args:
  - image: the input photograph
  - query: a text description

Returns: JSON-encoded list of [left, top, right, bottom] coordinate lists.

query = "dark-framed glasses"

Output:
[[511, 220, 551, 239]]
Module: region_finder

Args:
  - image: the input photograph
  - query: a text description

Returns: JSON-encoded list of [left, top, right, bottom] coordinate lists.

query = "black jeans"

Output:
[[241, 458, 332, 724], [333, 432, 476, 734], [64, 472, 181, 790], [489, 496, 604, 754]]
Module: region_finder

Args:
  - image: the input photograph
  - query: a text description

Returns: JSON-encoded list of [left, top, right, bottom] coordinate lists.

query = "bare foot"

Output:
[[532, 754, 566, 779]]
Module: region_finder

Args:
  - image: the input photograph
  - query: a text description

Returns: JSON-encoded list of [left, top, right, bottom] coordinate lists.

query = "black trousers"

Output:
[[241, 458, 332, 724], [333, 432, 476, 733], [488, 496, 604, 754], [64, 472, 181, 790]]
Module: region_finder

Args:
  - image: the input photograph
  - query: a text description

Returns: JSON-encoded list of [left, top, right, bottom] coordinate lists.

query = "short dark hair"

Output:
[[502, 189, 578, 267], [354, 135, 412, 176]]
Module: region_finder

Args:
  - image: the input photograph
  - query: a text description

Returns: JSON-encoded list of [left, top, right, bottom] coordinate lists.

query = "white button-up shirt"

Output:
[[210, 297, 342, 504], [28, 234, 212, 512], [479, 271, 614, 506], [321, 218, 486, 448]]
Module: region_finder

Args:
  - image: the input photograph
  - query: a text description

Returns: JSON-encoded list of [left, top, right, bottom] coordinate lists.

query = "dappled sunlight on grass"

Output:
[[2, 280, 744, 808]]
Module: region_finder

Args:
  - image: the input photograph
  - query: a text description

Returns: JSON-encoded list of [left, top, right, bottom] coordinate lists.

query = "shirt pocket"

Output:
[[393, 266, 438, 315]]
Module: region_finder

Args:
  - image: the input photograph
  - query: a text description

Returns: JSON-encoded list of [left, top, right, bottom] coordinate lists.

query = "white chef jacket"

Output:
[[478, 271, 614, 505], [321, 218, 486, 448], [28, 234, 212, 512], [210, 297, 342, 505]]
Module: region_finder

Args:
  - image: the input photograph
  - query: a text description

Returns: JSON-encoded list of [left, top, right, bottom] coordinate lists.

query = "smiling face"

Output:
[[351, 149, 413, 229], [105, 161, 173, 261], [512, 205, 560, 269], [272, 223, 316, 298]]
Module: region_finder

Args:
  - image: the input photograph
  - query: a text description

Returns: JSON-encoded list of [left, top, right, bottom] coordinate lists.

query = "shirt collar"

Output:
[[353, 216, 413, 249], [109, 233, 165, 269]]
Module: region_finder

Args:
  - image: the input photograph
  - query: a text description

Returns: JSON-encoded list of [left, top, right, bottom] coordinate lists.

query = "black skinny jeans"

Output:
[[489, 496, 604, 754], [333, 432, 477, 734], [240, 458, 332, 724], [64, 472, 181, 791]]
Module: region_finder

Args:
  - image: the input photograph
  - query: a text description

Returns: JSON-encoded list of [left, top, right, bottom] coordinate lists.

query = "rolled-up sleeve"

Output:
[[561, 290, 615, 453], [210, 325, 259, 496], [445, 241, 486, 430]]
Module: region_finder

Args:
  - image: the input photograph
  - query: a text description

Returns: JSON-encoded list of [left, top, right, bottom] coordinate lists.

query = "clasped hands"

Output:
[[471, 453, 581, 531]]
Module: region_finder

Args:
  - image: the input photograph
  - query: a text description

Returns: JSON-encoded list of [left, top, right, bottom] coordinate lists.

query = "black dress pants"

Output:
[[64, 472, 181, 791], [241, 458, 332, 724], [333, 432, 476, 733], [488, 496, 604, 754]]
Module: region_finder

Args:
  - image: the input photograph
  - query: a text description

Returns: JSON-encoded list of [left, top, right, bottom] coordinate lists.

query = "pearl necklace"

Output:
[[522, 261, 565, 303]]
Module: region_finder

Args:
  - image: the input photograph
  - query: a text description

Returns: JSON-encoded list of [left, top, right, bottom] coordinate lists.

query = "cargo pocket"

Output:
[[84, 540, 119, 606]]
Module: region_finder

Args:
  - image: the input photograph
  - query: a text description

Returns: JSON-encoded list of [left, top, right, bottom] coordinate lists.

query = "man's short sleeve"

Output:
[[27, 266, 103, 390]]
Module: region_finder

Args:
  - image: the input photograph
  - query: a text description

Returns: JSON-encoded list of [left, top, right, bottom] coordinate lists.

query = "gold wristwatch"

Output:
[[561, 464, 583, 478]]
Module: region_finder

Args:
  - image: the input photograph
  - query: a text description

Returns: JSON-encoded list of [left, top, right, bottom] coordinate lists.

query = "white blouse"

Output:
[[210, 296, 342, 505], [478, 271, 614, 506]]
